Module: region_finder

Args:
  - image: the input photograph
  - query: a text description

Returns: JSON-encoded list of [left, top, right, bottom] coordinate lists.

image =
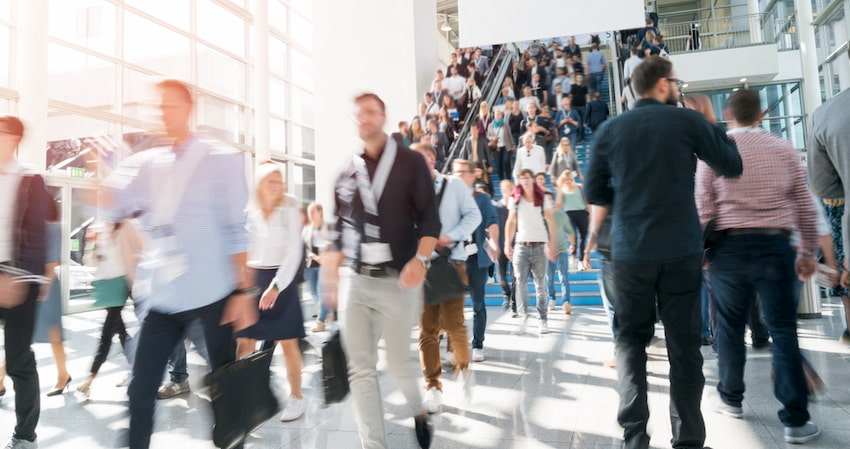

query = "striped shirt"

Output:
[[695, 126, 818, 258]]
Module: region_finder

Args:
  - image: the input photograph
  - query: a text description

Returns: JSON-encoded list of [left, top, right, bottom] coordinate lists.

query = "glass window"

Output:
[[269, 0, 287, 33], [124, 0, 190, 30], [123, 12, 191, 79], [45, 112, 119, 177], [269, 78, 287, 116], [291, 87, 313, 127], [197, 0, 245, 58], [48, 43, 117, 112], [197, 94, 247, 144], [49, 0, 116, 57], [0, 0, 9, 21], [290, 0, 312, 20], [291, 124, 314, 159], [67, 186, 99, 306], [290, 10, 312, 48], [269, 36, 287, 78], [122, 67, 160, 123], [0, 97, 12, 113], [270, 117, 286, 153], [291, 48, 313, 91], [197, 44, 247, 102], [291, 163, 315, 202], [0, 25, 9, 88]]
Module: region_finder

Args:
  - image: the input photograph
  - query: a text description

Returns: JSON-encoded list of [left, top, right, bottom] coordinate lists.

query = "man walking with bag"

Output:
[[412, 144, 481, 413], [321, 93, 440, 449]]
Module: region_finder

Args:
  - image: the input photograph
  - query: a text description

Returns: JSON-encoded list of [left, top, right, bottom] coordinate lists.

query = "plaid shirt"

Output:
[[696, 126, 819, 258]]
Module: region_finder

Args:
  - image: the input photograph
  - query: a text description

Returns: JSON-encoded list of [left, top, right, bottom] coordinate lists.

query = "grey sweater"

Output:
[[808, 88, 850, 245]]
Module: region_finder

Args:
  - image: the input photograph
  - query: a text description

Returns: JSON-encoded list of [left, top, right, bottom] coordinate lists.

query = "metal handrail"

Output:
[[441, 43, 518, 174], [660, 13, 797, 53]]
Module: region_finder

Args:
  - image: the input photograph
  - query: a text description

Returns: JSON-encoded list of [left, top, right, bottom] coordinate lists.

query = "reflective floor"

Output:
[[2, 295, 849, 448]]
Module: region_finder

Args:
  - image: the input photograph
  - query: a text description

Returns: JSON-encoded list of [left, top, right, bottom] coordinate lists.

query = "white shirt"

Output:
[[513, 145, 547, 180], [247, 195, 303, 289], [0, 160, 22, 262], [623, 55, 643, 81], [90, 222, 128, 280], [445, 75, 467, 100], [510, 194, 553, 242]]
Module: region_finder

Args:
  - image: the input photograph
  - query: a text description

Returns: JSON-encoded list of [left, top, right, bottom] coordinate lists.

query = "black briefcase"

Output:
[[322, 330, 350, 405], [205, 348, 279, 449], [424, 249, 469, 305]]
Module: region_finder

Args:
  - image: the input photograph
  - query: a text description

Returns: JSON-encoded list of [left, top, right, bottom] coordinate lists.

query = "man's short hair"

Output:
[[398, 121, 408, 128], [0, 115, 25, 137], [469, 121, 479, 129], [727, 89, 762, 125], [500, 179, 515, 192], [452, 159, 473, 172], [518, 168, 535, 179], [631, 56, 672, 96], [156, 79, 194, 104], [535, 172, 547, 179], [354, 92, 386, 113], [411, 142, 436, 158]]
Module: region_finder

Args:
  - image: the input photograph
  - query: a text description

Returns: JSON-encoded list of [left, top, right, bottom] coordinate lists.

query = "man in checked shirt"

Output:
[[695, 90, 821, 444]]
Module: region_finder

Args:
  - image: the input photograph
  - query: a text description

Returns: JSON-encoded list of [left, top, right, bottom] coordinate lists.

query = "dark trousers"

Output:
[[709, 235, 809, 427], [128, 297, 239, 449], [573, 106, 586, 140], [612, 255, 705, 449], [566, 210, 590, 260], [467, 257, 491, 349], [91, 306, 128, 374], [497, 253, 516, 312], [0, 283, 40, 442]]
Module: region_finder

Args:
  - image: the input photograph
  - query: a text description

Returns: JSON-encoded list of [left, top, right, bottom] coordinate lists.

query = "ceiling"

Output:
[[436, 0, 460, 47]]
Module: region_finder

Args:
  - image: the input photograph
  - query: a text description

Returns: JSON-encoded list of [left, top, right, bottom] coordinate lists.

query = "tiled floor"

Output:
[[2, 295, 849, 449]]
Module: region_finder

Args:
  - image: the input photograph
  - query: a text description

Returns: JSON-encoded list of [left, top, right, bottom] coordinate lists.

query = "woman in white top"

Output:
[[236, 162, 307, 422]]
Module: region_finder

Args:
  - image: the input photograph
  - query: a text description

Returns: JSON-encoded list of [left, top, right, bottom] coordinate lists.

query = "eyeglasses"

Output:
[[667, 77, 685, 88]]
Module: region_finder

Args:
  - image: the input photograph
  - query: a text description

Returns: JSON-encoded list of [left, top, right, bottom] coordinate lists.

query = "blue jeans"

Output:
[[590, 71, 605, 93], [166, 318, 209, 383], [128, 298, 241, 449], [467, 257, 491, 349], [612, 255, 705, 448], [304, 267, 330, 321], [599, 258, 617, 338], [700, 272, 712, 339], [546, 252, 571, 305], [513, 244, 549, 321], [709, 235, 809, 427]]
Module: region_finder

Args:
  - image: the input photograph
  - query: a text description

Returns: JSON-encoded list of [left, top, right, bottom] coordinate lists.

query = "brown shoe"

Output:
[[563, 303, 572, 315], [311, 321, 326, 333]]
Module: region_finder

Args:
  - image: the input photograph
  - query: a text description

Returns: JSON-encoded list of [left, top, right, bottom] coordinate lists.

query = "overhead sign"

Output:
[[457, 0, 646, 48]]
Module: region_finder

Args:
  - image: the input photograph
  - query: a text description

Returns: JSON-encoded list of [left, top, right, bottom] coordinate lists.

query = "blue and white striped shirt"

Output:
[[103, 136, 249, 313]]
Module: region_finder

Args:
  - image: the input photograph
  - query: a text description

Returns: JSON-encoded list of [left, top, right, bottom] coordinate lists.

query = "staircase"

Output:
[[467, 137, 603, 307]]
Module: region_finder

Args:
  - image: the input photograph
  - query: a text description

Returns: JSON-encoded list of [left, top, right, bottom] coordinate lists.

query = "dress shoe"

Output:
[[46, 376, 72, 397], [414, 413, 433, 449]]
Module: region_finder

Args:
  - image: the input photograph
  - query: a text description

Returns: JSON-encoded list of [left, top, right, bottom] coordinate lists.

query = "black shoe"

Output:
[[414, 413, 433, 449], [752, 340, 770, 350], [701, 337, 713, 346]]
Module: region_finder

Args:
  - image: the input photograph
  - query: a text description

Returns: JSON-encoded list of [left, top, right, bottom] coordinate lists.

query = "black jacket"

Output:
[[12, 172, 50, 277]]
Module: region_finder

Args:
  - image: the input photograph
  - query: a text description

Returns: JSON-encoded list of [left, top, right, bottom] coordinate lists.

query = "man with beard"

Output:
[[584, 56, 742, 449]]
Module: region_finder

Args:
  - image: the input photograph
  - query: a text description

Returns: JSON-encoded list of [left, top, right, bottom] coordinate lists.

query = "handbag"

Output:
[[205, 348, 280, 449], [424, 247, 469, 305], [91, 276, 129, 308], [322, 330, 350, 405]]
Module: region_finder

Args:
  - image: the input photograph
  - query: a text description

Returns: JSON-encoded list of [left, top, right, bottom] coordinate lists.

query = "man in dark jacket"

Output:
[[0, 115, 50, 449], [585, 92, 610, 134], [585, 57, 742, 449]]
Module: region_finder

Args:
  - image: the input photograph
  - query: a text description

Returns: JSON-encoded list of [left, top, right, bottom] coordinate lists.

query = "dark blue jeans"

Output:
[[128, 297, 240, 449], [599, 258, 617, 338], [0, 283, 40, 442], [546, 252, 570, 305], [709, 235, 809, 427], [612, 255, 705, 449], [467, 257, 491, 349]]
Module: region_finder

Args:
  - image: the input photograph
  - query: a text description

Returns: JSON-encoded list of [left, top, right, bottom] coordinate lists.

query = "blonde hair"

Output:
[[251, 161, 289, 209]]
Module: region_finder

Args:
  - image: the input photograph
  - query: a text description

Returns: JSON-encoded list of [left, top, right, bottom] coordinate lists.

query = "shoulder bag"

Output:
[[205, 348, 280, 449], [424, 179, 469, 305]]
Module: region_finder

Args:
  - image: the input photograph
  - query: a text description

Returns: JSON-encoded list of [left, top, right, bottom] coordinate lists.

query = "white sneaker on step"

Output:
[[280, 396, 306, 422], [422, 387, 442, 414]]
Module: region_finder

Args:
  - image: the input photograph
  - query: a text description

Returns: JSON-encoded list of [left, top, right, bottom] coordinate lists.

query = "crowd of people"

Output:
[[1, 33, 849, 449]]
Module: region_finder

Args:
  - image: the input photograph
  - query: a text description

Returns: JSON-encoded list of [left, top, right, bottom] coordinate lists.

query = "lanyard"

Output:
[[352, 137, 397, 239]]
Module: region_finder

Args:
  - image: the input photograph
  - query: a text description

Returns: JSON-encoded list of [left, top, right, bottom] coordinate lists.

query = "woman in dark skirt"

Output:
[[236, 161, 306, 422]]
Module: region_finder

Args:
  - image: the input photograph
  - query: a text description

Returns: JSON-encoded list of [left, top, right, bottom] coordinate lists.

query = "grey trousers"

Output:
[[338, 267, 424, 449], [513, 244, 549, 321]]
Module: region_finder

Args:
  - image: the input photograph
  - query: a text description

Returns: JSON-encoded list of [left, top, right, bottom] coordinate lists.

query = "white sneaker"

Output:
[[539, 320, 550, 335], [422, 387, 442, 414], [472, 348, 485, 362], [4, 437, 37, 449], [518, 314, 528, 334], [280, 395, 306, 422]]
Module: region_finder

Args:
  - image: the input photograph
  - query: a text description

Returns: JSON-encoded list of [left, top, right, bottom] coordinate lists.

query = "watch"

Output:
[[415, 254, 431, 270]]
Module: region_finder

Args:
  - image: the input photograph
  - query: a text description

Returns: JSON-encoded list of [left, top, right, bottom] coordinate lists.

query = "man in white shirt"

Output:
[[513, 133, 547, 181], [504, 168, 557, 334], [444, 66, 467, 102]]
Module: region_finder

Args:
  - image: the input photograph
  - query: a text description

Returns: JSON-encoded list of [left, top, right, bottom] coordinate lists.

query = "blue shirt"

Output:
[[586, 49, 607, 74], [555, 109, 580, 136], [103, 136, 249, 313]]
